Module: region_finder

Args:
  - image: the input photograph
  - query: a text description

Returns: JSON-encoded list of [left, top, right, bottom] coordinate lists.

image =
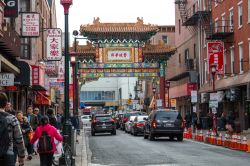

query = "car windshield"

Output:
[[96, 116, 111, 121], [155, 111, 181, 120]]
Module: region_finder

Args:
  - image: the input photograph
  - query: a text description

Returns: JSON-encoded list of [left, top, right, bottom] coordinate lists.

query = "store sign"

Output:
[[187, 83, 197, 95], [46, 29, 62, 61], [45, 62, 57, 73], [4, 0, 18, 17], [21, 13, 40, 37], [0, 73, 14, 86], [31, 65, 40, 85], [191, 90, 198, 103], [207, 41, 224, 74]]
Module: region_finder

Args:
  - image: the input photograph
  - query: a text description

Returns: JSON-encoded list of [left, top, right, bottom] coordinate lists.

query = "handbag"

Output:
[[27, 131, 35, 141]]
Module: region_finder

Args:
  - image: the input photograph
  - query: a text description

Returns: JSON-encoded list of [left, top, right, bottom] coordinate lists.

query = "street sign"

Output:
[[0, 73, 14, 86], [210, 93, 218, 100], [46, 28, 62, 61], [21, 13, 40, 37], [156, 99, 162, 107], [209, 100, 218, 108], [207, 41, 224, 74]]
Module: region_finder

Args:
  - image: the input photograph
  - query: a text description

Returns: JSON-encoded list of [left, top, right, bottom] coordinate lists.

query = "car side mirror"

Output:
[[143, 117, 148, 121]]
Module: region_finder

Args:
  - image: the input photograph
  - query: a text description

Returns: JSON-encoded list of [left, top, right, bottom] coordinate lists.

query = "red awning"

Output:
[[35, 92, 51, 105]]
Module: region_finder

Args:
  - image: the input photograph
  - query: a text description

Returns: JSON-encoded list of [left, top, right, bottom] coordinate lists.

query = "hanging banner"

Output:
[[4, 0, 18, 17], [46, 28, 62, 61], [21, 13, 40, 37], [207, 41, 224, 74]]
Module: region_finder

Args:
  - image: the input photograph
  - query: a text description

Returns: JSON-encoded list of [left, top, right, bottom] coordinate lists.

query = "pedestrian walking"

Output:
[[185, 111, 192, 129], [31, 116, 63, 166], [34, 107, 42, 125], [26, 106, 39, 131], [5, 102, 16, 116], [47, 108, 58, 128], [0, 92, 25, 166]]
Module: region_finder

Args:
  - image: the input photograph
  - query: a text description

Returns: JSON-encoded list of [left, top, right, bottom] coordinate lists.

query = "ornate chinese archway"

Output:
[[70, 18, 176, 107]]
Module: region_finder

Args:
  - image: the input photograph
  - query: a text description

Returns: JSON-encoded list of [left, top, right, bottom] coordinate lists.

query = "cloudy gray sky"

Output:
[[56, 0, 175, 35]]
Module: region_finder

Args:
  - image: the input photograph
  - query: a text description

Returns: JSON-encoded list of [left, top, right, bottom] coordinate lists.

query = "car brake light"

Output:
[[152, 120, 157, 128], [123, 118, 128, 122], [137, 123, 144, 127]]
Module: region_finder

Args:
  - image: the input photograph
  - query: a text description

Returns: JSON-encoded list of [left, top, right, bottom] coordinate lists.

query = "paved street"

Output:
[[87, 129, 250, 166]]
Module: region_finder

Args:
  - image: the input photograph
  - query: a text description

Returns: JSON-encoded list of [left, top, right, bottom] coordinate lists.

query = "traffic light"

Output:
[[230, 88, 241, 101]]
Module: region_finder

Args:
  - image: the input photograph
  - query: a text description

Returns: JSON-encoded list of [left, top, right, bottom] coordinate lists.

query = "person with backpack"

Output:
[[30, 115, 63, 166], [0, 92, 25, 166]]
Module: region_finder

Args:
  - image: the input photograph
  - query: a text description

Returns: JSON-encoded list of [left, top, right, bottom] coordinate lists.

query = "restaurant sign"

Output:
[[0, 73, 14, 86], [46, 29, 62, 61], [21, 13, 40, 37]]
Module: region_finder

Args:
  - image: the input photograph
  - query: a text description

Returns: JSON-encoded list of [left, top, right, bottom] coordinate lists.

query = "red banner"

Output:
[[207, 41, 224, 74], [187, 83, 198, 95], [31, 65, 40, 85]]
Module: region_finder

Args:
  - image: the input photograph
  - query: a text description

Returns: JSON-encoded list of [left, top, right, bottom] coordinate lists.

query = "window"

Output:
[[184, 49, 189, 63], [249, 40, 250, 69], [81, 91, 116, 101], [215, 0, 218, 7], [238, 2, 243, 28], [162, 35, 168, 44], [229, 9, 234, 32], [179, 54, 181, 64], [20, 38, 31, 59], [215, 19, 218, 32], [204, 60, 208, 83], [239, 43, 243, 73], [221, 15, 225, 32], [230, 47, 235, 74], [248, 0, 250, 22], [203, 30, 206, 47], [194, 44, 196, 59], [224, 49, 227, 75], [179, 19, 181, 34]]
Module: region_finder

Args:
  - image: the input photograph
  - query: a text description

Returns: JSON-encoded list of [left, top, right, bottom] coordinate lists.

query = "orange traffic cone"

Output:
[[199, 130, 204, 142], [241, 135, 248, 151], [184, 128, 187, 138], [247, 139, 250, 153], [230, 133, 237, 149], [210, 130, 215, 145], [217, 133, 222, 146], [205, 131, 209, 143], [194, 129, 198, 141], [188, 128, 192, 139], [236, 134, 241, 150], [224, 133, 228, 147]]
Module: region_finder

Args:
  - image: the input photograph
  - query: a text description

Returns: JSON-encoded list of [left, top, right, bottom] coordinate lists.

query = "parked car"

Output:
[[131, 115, 148, 136], [81, 115, 91, 126], [91, 114, 116, 136], [124, 116, 137, 133], [120, 111, 147, 130], [144, 109, 184, 141]]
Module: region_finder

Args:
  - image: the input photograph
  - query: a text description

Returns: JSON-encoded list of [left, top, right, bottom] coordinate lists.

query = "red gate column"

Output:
[[159, 62, 166, 108]]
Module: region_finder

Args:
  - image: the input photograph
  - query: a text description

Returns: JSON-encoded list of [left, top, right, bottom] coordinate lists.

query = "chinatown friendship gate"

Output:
[[70, 18, 176, 108]]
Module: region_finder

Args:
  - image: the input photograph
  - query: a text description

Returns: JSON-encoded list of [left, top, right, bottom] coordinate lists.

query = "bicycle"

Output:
[[52, 135, 74, 166]]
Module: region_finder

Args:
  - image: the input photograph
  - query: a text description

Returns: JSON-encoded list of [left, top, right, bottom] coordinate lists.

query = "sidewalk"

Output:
[[21, 129, 89, 166]]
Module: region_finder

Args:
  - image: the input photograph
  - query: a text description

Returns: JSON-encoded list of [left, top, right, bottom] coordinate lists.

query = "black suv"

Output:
[[144, 109, 184, 141], [91, 114, 116, 136]]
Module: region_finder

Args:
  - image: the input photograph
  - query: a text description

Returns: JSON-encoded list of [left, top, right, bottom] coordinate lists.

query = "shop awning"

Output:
[[0, 54, 20, 75], [13, 61, 30, 86], [35, 91, 51, 105]]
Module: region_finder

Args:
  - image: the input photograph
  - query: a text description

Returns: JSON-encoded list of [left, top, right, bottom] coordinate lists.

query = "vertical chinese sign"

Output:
[[21, 13, 40, 37], [31, 65, 40, 85], [207, 41, 224, 74], [46, 28, 62, 61]]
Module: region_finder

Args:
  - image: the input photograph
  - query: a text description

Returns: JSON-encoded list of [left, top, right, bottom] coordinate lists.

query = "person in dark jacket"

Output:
[[47, 108, 58, 129], [34, 107, 42, 125], [185, 111, 192, 128]]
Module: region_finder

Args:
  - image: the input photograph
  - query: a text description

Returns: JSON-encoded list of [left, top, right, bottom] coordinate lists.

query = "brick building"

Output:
[[170, 0, 250, 131]]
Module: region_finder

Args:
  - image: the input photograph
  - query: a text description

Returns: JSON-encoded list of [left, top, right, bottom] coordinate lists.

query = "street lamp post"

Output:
[[60, 0, 73, 146], [210, 63, 217, 92], [165, 81, 171, 108]]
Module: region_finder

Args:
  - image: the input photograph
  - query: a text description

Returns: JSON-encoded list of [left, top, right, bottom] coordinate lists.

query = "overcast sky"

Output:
[[56, 0, 175, 36]]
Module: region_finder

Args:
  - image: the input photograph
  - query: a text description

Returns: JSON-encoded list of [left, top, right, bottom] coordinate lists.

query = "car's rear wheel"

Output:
[[177, 134, 183, 141], [143, 130, 148, 139], [148, 131, 155, 141]]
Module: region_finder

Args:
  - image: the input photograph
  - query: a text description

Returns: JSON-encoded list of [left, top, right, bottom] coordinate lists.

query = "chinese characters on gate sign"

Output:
[[108, 50, 130, 61], [46, 29, 62, 61], [21, 13, 40, 37]]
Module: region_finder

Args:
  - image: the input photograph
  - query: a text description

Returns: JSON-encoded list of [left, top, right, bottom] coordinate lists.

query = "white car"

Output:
[[124, 116, 137, 133], [81, 115, 91, 126]]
